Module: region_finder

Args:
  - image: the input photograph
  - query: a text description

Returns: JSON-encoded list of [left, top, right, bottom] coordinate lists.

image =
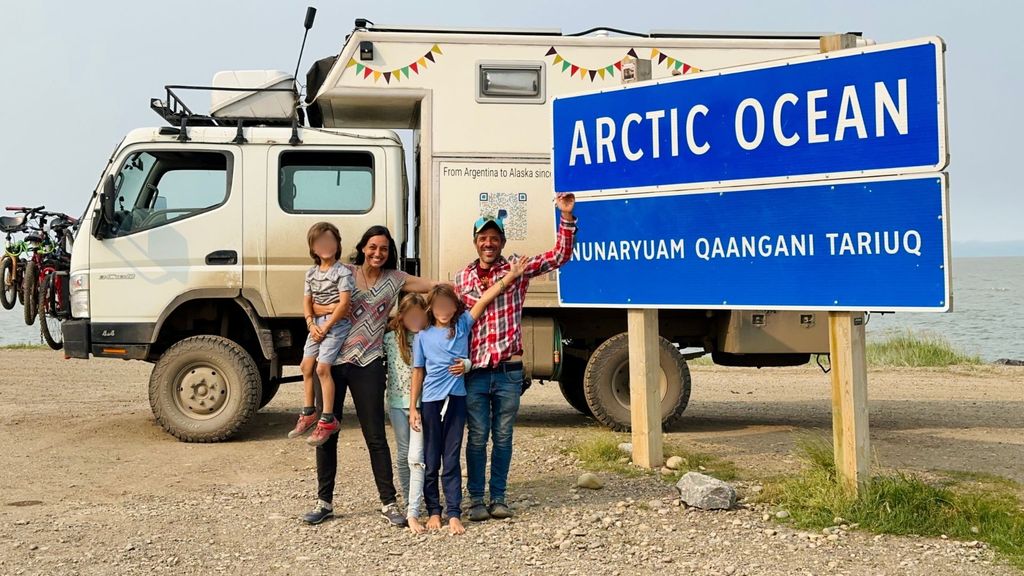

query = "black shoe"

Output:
[[381, 502, 408, 527], [301, 507, 334, 525], [467, 502, 491, 522], [488, 502, 513, 519]]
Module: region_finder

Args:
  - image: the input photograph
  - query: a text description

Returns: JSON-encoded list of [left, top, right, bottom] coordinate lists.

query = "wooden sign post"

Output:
[[628, 308, 663, 469], [822, 34, 871, 495]]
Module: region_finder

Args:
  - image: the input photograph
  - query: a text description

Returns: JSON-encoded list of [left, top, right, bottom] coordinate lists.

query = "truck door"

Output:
[[89, 144, 243, 337], [264, 146, 388, 316]]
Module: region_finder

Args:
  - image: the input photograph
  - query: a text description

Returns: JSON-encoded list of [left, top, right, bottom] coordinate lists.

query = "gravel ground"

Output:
[[0, 350, 1021, 575]]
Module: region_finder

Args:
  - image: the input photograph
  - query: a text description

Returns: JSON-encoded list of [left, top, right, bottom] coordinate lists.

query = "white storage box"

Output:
[[210, 70, 296, 120]]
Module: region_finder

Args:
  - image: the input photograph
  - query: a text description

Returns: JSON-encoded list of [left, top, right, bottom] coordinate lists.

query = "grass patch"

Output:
[[761, 435, 1024, 568], [662, 440, 740, 482], [566, 432, 740, 482], [866, 330, 982, 367], [0, 342, 45, 350]]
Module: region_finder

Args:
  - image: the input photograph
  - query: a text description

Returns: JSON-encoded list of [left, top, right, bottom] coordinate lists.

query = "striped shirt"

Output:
[[304, 261, 354, 306], [455, 218, 577, 369], [334, 266, 408, 367]]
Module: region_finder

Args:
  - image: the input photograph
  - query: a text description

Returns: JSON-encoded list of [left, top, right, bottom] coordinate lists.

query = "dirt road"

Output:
[[1, 349, 1021, 575]]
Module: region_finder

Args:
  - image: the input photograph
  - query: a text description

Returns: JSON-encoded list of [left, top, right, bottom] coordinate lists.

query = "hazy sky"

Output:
[[0, 0, 1019, 242]]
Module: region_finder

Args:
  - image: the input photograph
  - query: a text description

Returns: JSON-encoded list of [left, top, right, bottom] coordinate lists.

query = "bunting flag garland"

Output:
[[545, 47, 638, 81], [346, 44, 443, 83], [650, 48, 702, 75]]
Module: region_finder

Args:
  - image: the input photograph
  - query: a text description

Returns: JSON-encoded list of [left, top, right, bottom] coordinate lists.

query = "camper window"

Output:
[[278, 151, 374, 214], [108, 150, 231, 237], [477, 62, 545, 104]]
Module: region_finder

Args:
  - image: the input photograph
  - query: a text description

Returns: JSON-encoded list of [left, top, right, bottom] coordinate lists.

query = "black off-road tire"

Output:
[[582, 333, 691, 432], [22, 260, 37, 326], [149, 335, 261, 442], [557, 350, 593, 417], [0, 255, 16, 310]]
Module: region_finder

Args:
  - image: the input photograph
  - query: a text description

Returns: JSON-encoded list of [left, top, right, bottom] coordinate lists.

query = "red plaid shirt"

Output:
[[456, 219, 577, 369]]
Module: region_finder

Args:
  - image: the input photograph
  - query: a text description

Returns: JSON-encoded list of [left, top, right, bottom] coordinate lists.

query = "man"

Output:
[[455, 193, 577, 521]]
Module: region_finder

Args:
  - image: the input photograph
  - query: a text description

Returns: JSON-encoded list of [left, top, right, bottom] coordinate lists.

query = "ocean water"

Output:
[[1, 257, 1020, 361]]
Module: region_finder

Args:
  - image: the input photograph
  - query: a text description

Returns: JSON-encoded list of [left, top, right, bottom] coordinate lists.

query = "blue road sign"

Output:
[[557, 174, 950, 311], [552, 38, 947, 196]]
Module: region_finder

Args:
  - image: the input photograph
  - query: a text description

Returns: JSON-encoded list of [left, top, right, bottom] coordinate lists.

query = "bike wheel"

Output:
[[39, 274, 63, 350], [0, 255, 15, 310], [22, 260, 37, 326]]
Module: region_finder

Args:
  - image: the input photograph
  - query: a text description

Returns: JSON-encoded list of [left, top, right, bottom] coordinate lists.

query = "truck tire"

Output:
[[0, 255, 16, 310], [583, 333, 691, 432], [149, 335, 261, 442], [557, 351, 593, 417], [258, 363, 282, 409], [22, 260, 36, 326]]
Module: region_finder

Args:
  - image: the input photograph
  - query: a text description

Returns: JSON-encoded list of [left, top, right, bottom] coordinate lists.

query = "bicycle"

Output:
[[0, 206, 44, 313], [37, 214, 78, 350]]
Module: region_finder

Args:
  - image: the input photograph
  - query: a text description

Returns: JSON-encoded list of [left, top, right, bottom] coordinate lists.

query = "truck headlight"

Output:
[[70, 272, 89, 318]]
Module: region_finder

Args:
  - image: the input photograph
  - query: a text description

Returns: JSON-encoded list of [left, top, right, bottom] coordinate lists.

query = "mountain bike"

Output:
[[37, 214, 78, 350], [0, 206, 44, 312]]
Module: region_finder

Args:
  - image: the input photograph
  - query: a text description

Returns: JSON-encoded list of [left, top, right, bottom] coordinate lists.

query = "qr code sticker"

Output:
[[478, 192, 528, 241]]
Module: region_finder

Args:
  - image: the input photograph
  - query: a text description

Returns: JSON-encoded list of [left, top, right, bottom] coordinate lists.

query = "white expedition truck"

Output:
[[62, 20, 872, 442]]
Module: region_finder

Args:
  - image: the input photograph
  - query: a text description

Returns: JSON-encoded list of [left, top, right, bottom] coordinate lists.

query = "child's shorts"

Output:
[[303, 315, 350, 364]]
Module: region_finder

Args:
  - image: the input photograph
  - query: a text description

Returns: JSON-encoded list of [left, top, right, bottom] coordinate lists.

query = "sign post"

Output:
[[821, 34, 871, 494], [628, 308, 663, 469]]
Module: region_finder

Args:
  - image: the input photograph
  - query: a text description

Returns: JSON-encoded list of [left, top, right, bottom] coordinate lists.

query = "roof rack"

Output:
[[150, 84, 305, 145], [150, 84, 300, 128]]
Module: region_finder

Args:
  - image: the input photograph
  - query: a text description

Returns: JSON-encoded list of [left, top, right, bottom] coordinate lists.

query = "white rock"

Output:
[[665, 456, 685, 470], [775, 510, 791, 520], [577, 473, 604, 490], [675, 472, 737, 511], [617, 442, 633, 455]]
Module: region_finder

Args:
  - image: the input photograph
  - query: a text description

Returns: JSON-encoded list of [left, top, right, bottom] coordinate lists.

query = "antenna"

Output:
[[292, 6, 317, 92]]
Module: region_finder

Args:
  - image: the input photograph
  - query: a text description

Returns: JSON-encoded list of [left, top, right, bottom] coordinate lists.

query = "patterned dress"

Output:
[[334, 266, 408, 367]]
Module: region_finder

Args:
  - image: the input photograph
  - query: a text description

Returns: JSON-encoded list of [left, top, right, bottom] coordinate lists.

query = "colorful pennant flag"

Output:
[[347, 44, 443, 83], [545, 48, 639, 81], [650, 49, 702, 75]]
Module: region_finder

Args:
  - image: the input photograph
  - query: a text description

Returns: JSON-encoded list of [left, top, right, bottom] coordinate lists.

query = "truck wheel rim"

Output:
[[174, 364, 230, 419], [610, 360, 669, 411]]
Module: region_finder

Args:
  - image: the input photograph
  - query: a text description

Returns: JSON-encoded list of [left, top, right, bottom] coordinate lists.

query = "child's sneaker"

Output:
[[288, 412, 319, 439], [306, 418, 341, 446]]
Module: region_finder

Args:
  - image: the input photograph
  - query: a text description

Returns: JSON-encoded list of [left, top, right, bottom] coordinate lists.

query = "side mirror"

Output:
[[92, 175, 117, 239]]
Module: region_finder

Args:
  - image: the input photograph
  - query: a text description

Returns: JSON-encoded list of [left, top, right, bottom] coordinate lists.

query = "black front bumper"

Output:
[[62, 319, 90, 359]]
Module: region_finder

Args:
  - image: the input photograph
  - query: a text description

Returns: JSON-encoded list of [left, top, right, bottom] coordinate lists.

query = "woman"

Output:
[[301, 225, 438, 526]]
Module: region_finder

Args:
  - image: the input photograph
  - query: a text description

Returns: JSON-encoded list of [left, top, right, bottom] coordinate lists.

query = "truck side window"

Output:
[[279, 151, 373, 214], [109, 150, 231, 237]]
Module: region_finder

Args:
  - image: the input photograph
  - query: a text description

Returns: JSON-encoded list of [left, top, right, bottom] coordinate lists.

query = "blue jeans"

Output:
[[465, 365, 523, 505], [389, 407, 411, 502], [390, 406, 425, 518]]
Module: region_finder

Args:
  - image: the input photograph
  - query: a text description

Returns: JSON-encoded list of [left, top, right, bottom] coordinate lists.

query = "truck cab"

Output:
[[64, 21, 867, 441]]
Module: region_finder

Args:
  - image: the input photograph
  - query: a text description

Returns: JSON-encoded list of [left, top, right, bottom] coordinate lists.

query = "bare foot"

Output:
[[426, 515, 442, 530], [449, 517, 466, 535], [407, 516, 425, 534]]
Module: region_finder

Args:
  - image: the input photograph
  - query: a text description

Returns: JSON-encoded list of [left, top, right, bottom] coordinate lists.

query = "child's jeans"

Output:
[[421, 394, 467, 519], [390, 406, 425, 518]]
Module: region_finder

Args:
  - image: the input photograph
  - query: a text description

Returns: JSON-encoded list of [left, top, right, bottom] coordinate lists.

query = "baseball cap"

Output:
[[473, 215, 505, 236]]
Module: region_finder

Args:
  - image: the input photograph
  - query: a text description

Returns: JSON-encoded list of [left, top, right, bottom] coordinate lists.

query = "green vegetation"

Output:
[[566, 432, 739, 481], [687, 330, 984, 369], [761, 435, 1024, 568], [0, 342, 46, 350], [866, 330, 982, 367]]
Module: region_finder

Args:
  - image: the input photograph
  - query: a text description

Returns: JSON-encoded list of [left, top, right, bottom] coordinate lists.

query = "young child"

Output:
[[289, 222, 354, 446], [383, 294, 431, 533], [409, 259, 524, 535]]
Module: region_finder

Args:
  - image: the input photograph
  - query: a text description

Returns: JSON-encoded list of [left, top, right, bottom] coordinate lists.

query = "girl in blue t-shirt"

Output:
[[410, 259, 524, 535]]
